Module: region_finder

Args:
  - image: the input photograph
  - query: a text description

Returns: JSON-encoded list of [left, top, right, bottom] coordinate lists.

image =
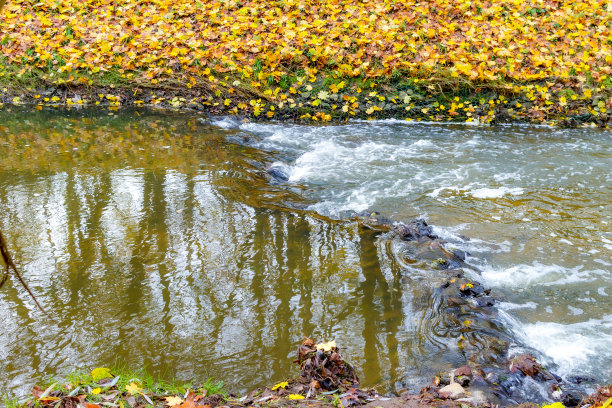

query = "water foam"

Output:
[[519, 316, 612, 379], [481, 262, 608, 288], [470, 187, 524, 198]]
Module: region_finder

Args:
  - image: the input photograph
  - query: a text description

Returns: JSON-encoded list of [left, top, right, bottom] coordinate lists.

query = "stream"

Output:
[[0, 108, 610, 401]]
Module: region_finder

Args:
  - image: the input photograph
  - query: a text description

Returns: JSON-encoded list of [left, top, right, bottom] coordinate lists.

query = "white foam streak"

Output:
[[481, 262, 608, 288], [470, 187, 524, 198]]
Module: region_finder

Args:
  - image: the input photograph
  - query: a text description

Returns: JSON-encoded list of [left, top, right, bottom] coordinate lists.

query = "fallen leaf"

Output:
[[39, 397, 60, 402], [599, 398, 612, 408], [541, 403, 564, 408], [125, 382, 142, 395], [271, 381, 288, 391], [165, 396, 184, 406], [315, 340, 336, 352], [41, 383, 57, 399], [287, 394, 305, 400], [91, 367, 113, 381]]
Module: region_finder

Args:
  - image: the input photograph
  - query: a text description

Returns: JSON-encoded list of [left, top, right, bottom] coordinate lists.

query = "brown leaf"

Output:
[[509, 354, 541, 377], [32, 386, 43, 399]]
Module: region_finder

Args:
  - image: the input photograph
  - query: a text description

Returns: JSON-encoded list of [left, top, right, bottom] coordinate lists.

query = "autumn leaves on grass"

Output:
[[0, 0, 610, 125], [1, 0, 610, 87]]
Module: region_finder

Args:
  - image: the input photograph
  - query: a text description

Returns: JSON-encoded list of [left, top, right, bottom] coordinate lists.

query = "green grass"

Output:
[[3, 364, 228, 408], [1, 394, 22, 408], [58, 364, 227, 397]]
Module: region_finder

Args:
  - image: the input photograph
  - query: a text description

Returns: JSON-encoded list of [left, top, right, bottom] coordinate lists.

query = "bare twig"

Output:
[[0, 229, 54, 320]]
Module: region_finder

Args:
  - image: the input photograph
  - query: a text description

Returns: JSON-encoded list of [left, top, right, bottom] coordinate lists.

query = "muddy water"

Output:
[[0, 109, 610, 398]]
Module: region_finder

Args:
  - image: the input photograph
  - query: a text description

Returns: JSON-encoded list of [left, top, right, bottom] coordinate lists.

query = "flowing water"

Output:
[[0, 108, 610, 399]]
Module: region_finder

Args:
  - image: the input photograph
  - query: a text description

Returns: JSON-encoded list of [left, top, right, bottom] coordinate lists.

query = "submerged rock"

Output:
[[267, 162, 291, 182], [197, 117, 212, 125]]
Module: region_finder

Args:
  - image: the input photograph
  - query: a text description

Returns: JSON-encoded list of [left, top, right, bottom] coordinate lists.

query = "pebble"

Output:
[[439, 383, 467, 399]]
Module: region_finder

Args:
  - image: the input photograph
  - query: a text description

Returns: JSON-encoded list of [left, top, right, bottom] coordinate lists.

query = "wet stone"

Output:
[[395, 219, 437, 241], [438, 383, 467, 399]]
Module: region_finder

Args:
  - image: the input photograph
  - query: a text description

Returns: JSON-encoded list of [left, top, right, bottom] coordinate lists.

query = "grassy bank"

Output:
[[4, 365, 612, 408], [1, 0, 611, 126], [2, 366, 227, 408]]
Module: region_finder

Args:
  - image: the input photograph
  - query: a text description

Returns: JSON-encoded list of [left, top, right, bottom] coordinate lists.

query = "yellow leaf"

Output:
[[598, 397, 612, 408], [287, 394, 305, 400], [541, 403, 564, 408], [91, 367, 113, 381], [125, 382, 142, 395], [315, 340, 336, 352], [164, 396, 184, 406], [92, 388, 102, 395], [271, 381, 288, 391]]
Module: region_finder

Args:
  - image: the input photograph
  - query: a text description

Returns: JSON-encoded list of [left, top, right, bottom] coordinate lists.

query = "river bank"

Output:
[[6, 345, 612, 408], [1, 0, 611, 127], [1, 74, 610, 128]]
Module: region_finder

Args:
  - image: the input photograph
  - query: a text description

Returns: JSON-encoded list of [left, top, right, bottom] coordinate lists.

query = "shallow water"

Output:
[[0, 109, 610, 398]]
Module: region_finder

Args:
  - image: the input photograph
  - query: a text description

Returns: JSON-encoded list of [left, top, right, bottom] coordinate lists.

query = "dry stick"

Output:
[[0, 229, 54, 320]]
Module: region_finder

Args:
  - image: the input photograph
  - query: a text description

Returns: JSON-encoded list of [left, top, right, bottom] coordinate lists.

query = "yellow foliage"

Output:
[[125, 382, 142, 395], [271, 381, 288, 390], [164, 396, 184, 406], [315, 340, 336, 352], [91, 367, 113, 381], [1, 0, 609, 84]]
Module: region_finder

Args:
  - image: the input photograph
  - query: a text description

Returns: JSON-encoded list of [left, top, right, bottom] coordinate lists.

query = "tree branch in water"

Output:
[[0, 229, 54, 321]]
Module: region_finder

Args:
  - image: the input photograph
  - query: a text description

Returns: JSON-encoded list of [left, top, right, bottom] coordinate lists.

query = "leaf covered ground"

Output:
[[0, 0, 611, 125]]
